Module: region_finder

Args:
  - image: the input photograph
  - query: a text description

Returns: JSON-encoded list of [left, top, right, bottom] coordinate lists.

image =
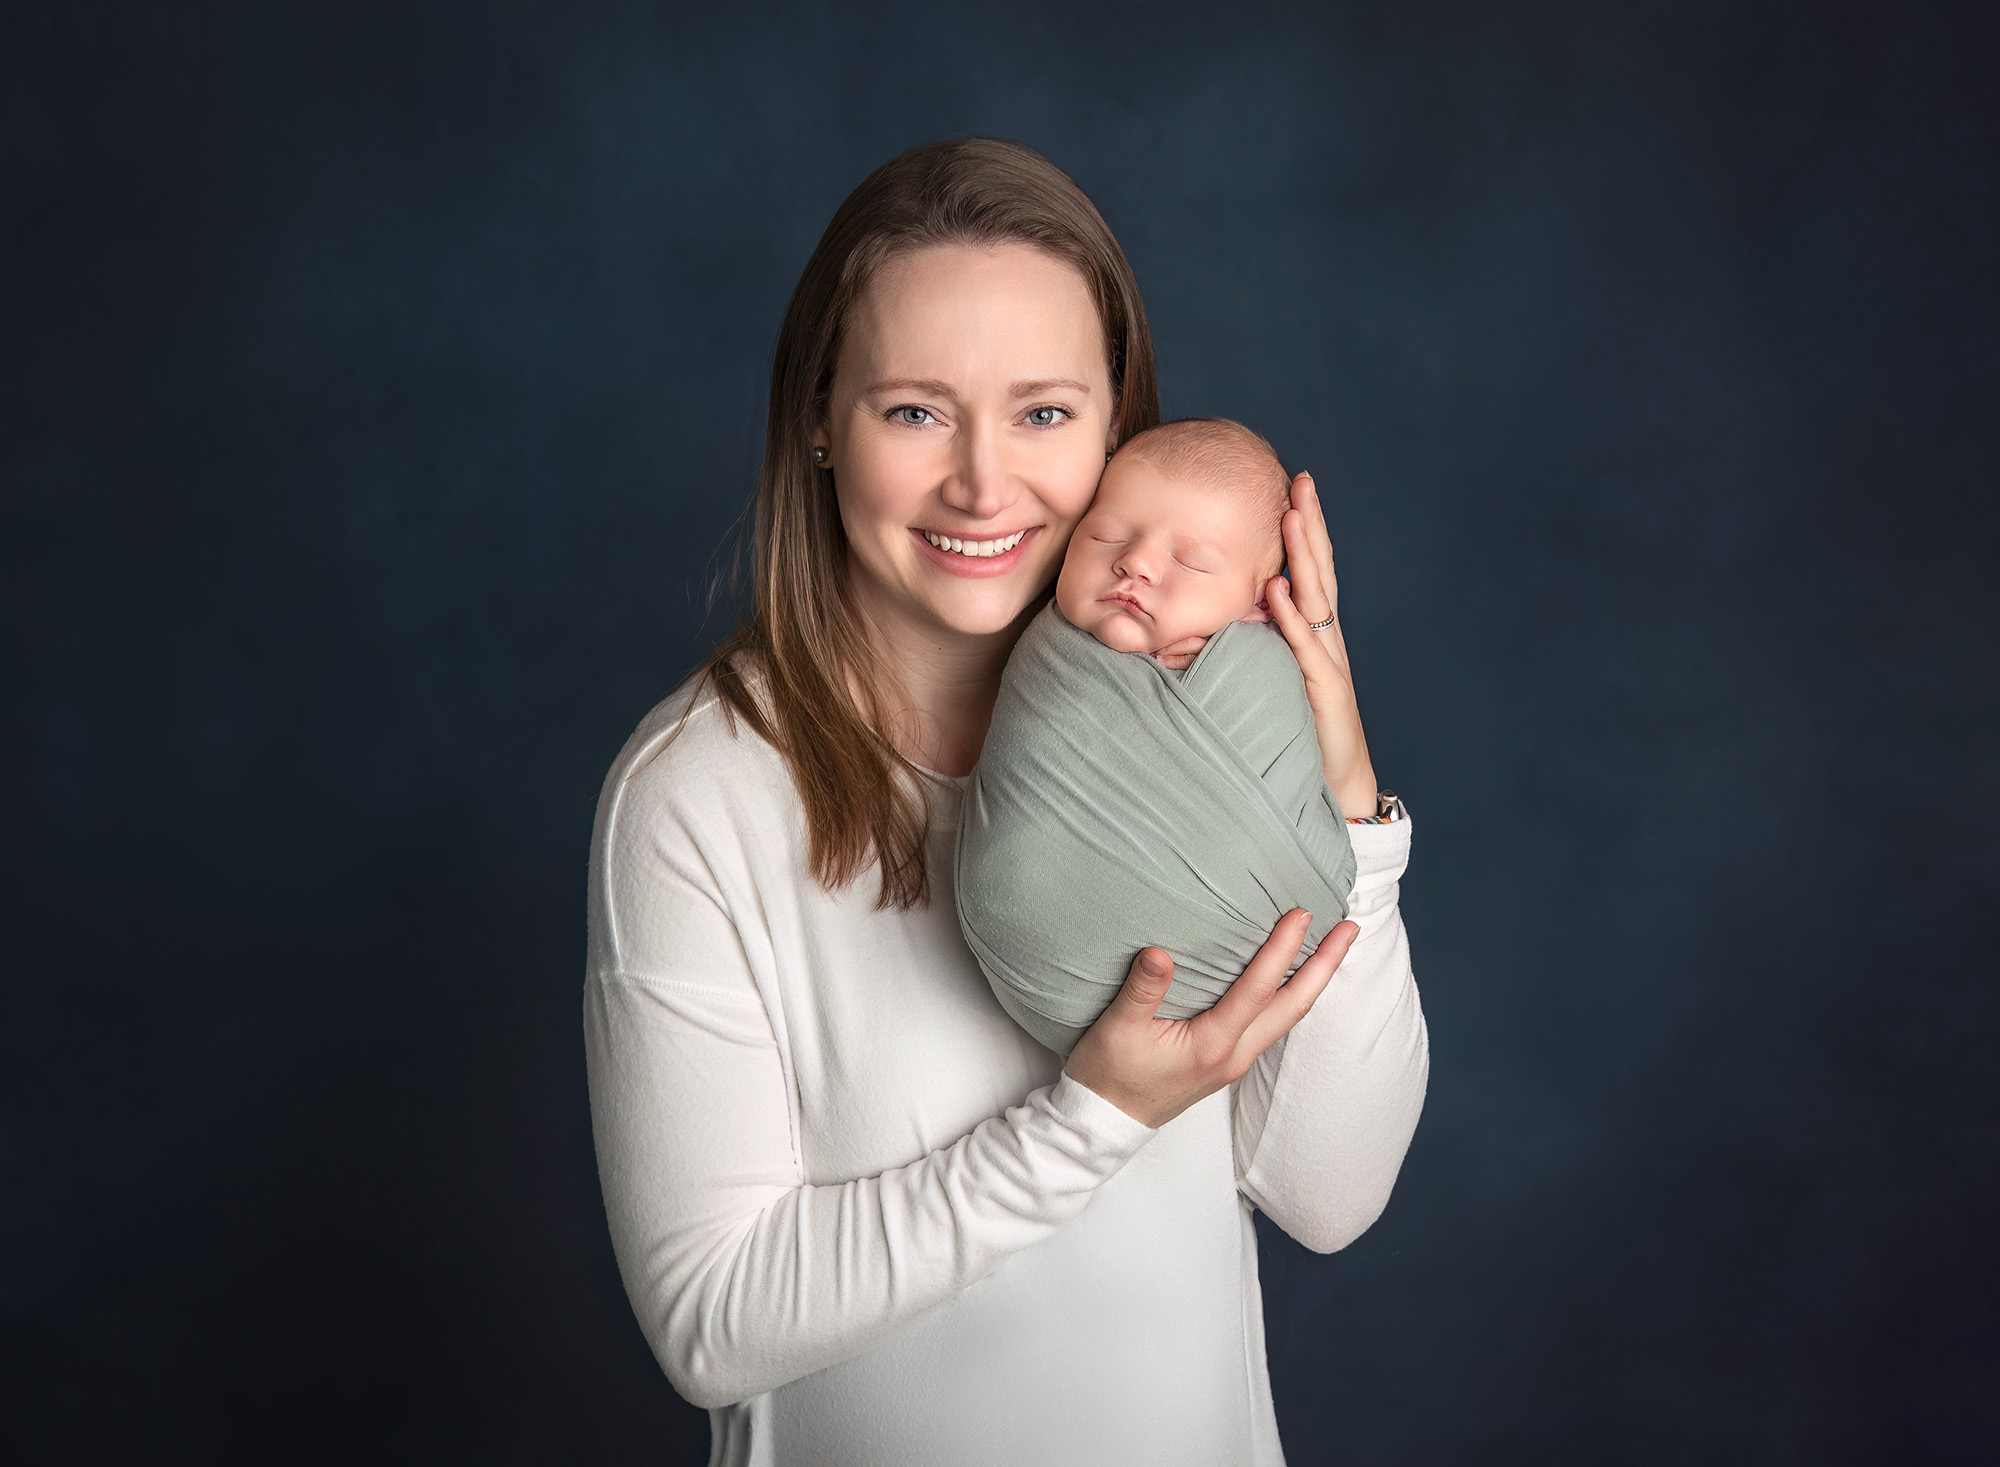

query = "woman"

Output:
[[584, 138, 1427, 1466]]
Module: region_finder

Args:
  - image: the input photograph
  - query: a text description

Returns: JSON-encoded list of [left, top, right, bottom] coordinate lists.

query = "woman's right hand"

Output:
[[1063, 910, 1360, 1129]]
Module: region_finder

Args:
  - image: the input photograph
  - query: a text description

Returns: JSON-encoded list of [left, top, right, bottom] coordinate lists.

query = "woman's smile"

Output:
[[912, 525, 1038, 576]]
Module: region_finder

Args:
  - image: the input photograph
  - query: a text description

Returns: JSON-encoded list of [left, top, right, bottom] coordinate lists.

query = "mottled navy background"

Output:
[[5, 1, 1996, 1461]]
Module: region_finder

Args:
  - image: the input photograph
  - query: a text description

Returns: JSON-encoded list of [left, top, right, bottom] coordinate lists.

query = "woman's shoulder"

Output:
[[598, 665, 794, 835], [588, 665, 805, 979]]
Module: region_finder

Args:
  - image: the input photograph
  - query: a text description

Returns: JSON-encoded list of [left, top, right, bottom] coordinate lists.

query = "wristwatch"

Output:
[[1346, 789, 1406, 825]]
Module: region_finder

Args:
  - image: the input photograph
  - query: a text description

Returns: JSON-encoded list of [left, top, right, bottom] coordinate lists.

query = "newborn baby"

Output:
[[1054, 417, 1285, 669], [956, 418, 1358, 1056]]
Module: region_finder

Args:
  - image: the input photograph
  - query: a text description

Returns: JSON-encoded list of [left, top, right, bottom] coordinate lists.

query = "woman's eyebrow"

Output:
[[1011, 378, 1092, 397], [863, 377, 958, 397]]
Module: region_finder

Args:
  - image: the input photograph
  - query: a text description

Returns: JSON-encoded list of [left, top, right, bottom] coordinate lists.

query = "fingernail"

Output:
[[1141, 952, 1169, 977]]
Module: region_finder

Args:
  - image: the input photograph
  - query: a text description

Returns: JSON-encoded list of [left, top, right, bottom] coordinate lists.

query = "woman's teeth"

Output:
[[923, 529, 1027, 558]]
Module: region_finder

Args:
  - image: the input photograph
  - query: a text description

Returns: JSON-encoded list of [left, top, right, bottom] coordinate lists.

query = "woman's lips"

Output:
[[910, 526, 1040, 578]]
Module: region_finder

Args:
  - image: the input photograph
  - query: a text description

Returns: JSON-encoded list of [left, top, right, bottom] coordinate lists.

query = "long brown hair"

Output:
[[698, 137, 1160, 909]]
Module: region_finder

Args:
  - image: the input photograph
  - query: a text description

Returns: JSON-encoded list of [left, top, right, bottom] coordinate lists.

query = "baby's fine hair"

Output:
[[1116, 416, 1289, 520], [1113, 417, 1291, 570]]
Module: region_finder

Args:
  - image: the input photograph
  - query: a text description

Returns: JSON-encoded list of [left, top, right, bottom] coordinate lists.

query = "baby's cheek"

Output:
[[1053, 567, 1094, 628], [1146, 588, 1206, 645], [1160, 584, 1253, 646]]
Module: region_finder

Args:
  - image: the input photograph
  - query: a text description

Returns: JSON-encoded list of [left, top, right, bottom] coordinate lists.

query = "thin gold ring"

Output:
[[1306, 613, 1336, 631]]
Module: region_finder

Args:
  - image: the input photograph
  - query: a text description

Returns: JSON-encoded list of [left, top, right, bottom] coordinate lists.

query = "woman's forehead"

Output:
[[842, 243, 1105, 388]]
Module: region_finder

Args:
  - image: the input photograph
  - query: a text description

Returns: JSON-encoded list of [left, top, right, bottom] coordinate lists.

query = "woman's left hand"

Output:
[[1265, 471, 1377, 820]]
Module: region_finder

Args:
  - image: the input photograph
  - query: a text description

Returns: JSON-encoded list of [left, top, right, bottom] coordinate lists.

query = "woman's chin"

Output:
[[933, 596, 1046, 641], [916, 566, 1064, 639]]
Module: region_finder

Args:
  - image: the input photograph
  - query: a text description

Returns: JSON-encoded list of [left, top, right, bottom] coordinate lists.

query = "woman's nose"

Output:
[[937, 421, 1015, 521]]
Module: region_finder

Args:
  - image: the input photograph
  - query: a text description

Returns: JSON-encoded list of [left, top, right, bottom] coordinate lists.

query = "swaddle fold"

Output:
[[956, 603, 1356, 1056]]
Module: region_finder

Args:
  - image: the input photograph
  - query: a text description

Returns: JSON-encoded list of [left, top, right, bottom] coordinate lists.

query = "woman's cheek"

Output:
[[1047, 480, 1101, 557], [1067, 461, 1108, 517]]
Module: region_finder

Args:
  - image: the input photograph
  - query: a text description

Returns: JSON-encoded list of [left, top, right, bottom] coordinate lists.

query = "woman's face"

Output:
[[821, 242, 1115, 647]]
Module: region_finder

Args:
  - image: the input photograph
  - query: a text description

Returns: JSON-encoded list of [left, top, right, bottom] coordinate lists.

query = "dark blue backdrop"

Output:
[[5, 1, 1996, 1461]]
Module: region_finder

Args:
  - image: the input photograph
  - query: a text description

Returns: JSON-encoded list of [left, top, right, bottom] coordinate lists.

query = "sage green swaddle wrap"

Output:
[[956, 603, 1357, 1056]]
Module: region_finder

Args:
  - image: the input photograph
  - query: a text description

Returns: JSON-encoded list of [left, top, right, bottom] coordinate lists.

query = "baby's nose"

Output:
[[1116, 547, 1163, 581]]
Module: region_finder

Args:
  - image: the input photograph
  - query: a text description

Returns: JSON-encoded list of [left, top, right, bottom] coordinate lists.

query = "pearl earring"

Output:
[[812, 445, 830, 466]]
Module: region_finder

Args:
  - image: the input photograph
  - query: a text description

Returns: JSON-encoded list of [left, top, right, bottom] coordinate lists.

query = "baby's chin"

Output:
[[1053, 601, 1155, 653], [1056, 587, 1143, 651], [1097, 604, 1262, 656], [1085, 612, 1158, 653]]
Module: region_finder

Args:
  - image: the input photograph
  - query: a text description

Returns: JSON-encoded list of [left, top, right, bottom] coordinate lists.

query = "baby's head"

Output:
[[1055, 418, 1290, 655]]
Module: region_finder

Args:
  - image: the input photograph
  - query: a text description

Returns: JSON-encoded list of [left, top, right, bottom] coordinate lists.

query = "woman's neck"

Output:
[[848, 586, 1034, 778]]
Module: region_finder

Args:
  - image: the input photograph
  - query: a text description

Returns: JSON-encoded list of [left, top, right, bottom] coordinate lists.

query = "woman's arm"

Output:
[[1230, 819, 1427, 1252], [584, 753, 1155, 1409], [1230, 470, 1427, 1252]]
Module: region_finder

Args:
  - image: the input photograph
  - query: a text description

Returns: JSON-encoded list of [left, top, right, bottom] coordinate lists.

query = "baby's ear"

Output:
[[1242, 600, 1273, 624]]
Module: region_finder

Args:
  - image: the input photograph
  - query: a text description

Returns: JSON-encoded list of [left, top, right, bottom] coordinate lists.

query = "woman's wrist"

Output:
[[1329, 763, 1378, 822]]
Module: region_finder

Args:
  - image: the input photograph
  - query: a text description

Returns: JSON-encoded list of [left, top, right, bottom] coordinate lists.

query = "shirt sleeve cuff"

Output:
[[1050, 1071, 1159, 1156], [1348, 809, 1413, 884]]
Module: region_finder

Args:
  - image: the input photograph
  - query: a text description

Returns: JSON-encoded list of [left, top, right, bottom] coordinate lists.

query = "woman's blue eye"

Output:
[[1026, 407, 1066, 427], [893, 406, 935, 426]]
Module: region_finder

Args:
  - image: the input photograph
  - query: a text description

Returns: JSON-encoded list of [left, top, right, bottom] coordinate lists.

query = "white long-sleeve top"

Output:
[[583, 681, 1428, 1467]]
